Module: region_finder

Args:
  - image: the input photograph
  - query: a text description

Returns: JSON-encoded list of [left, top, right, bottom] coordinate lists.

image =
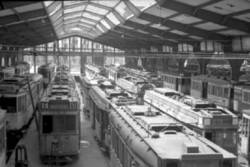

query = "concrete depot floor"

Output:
[[7, 83, 110, 167]]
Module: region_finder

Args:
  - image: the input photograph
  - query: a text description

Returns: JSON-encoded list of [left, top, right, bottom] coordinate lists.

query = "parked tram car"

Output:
[[158, 71, 191, 94], [88, 79, 135, 152], [38, 79, 80, 163], [104, 65, 126, 82], [52, 72, 76, 89], [0, 67, 15, 80], [144, 87, 238, 154], [121, 67, 163, 87], [240, 109, 250, 160], [109, 102, 236, 167], [0, 73, 43, 133], [80, 65, 108, 118], [84, 64, 106, 77], [38, 63, 56, 88], [191, 73, 250, 114], [116, 75, 154, 95], [56, 65, 69, 73], [0, 109, 6, 167]]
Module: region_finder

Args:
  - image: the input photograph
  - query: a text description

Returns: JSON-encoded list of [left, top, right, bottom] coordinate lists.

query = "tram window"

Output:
[[205, 132, 213, 141], [64, 115, 76, 131], [0, 97, 17, 113], [42, 115, 53, 133], [53, 116, 65, 132], [223, 160, 232, 167], [166, 162, 178, 167]]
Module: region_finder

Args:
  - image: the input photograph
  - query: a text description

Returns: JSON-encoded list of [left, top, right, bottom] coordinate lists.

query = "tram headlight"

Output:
[[232, 117, 238, 125], [203, 118, 211, 126]]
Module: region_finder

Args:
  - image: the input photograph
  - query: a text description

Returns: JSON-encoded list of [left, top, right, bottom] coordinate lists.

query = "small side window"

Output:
[[42, 115, 53, 133]]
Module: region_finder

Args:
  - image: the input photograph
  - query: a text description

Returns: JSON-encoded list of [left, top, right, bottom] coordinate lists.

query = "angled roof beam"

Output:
[[99, 30, 155, 46], [12, 8, 47, 41], [42, 2, 58, 40], [89, 2, 112, 11], [139, 13, 229, 41], [2, 25, 33, 44], [114, 26, 177, 47], [157, 0, 250, 33], [124, 20, 196, 43], [123, 0, 140, 17]]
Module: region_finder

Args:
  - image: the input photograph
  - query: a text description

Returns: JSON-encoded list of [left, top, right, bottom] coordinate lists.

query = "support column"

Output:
[[91, 42, 94, 65], [81, 54, 86, 75], [5, 55, 8, 67], [141, 57, 147, 69], [45, 44, 48, 64], [33, 53, 37, 73], [197, 59, 209, 74], [229, 59, 244, 82]]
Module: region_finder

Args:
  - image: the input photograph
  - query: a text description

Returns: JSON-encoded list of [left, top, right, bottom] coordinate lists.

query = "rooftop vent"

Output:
[[184, 143, 199, 153], [144, 107, 157, 117], [151, 132, 160, 138]]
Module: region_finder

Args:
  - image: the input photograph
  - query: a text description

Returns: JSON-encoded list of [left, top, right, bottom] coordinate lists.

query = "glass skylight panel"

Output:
[[86, 5, 108, 15], [115, 1, 134, 19], [100, 19, 111, 29], [80, 19, 96, 25], [64, 12, 82, 20], [92, 0, 119, 7], [82, 12, 101, 21], [69, 27, 83, 32], [51, 10, 62, 22], [107, 12, 120, 25], [44, 1, 53, 7], [54, 17, 63, 26], [64, 5, 85, 14], [48, 2, 61, 16], [96, 24, 105, 33], [78, 23, 93, 29], [64, 1, 83, 6], [129, 0, 156, 11], [64, 19, 79, 25], [91, 29, 102, 36]]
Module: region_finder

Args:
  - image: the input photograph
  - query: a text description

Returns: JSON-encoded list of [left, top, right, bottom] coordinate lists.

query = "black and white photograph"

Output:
[[0, 0, 250, 167]]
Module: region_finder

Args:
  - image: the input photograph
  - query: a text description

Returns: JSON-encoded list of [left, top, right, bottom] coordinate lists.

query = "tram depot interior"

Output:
[[1, 0, 250, 167]]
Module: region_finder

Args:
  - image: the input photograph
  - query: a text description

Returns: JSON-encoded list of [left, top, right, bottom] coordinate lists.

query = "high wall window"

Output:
[[23, 36, 125, 74]]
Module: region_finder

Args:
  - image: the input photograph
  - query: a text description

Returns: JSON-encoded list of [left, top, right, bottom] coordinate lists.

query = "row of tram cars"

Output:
[[81, 63, 238, 167], [0, 61, 45, 166], [158, 63, 250, 159], [38, 65, 82, 164], [0, 62, 79, 166]]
